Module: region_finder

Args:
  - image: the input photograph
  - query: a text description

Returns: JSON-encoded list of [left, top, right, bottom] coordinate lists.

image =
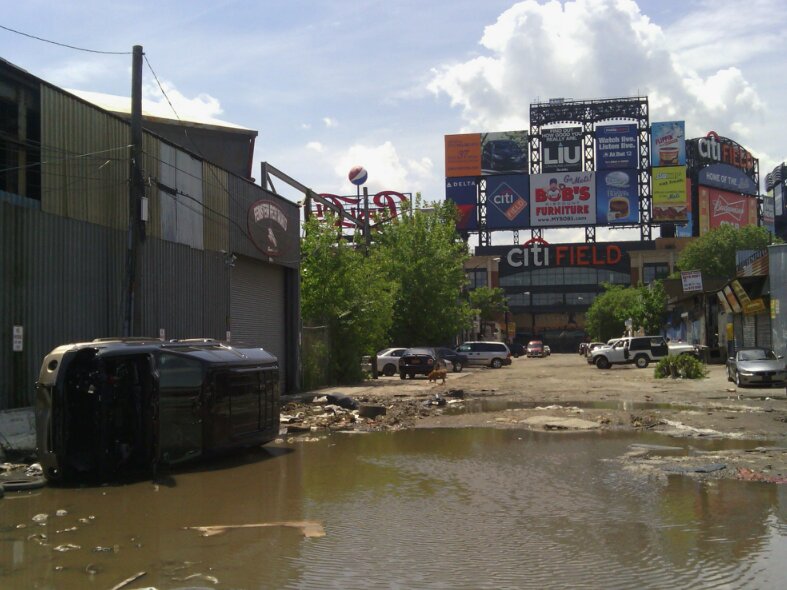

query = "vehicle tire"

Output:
[[491, 358, 503, 369], [735, 371, 743, 387], [727, 367, 733, 382], [409, 372, 416, 379], [634, 355, 649, 369], [452, 362, 462, 373], [512, 353, 520, 358], [383, 363, 396, 377], [595, 356, 611, 370], [399, 371, 406, 380]]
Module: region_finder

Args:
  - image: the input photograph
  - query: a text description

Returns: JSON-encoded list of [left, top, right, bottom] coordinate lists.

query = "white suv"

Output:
[[589, 336, 698, 369]]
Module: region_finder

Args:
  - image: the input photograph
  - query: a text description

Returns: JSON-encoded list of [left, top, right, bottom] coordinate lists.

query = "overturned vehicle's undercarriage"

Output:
[[35, 339, 279, 482]]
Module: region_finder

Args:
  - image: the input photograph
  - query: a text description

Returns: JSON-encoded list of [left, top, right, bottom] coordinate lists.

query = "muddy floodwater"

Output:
[[2, 429, 787, 589]]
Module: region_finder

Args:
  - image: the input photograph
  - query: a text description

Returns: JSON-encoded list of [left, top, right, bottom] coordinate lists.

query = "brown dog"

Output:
[[427, 367, 447, 384]]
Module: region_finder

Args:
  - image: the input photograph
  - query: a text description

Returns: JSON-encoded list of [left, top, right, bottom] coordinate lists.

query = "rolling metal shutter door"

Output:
[[755, 313, 771, 349], [231, 255, 286, 389]]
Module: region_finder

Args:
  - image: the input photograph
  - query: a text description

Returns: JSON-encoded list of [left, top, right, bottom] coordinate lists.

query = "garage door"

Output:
[[231, 255, 286, 389]]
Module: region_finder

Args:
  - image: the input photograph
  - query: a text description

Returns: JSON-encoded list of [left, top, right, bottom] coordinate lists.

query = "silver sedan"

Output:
[[727, 348, 787, 387]]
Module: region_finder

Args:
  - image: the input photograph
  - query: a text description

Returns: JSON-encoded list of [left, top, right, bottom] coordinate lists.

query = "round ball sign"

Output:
[[348, 165, 368, 186]]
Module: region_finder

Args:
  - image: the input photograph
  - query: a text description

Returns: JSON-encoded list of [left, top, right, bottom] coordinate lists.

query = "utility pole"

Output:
[[123, 45, 144, 336]]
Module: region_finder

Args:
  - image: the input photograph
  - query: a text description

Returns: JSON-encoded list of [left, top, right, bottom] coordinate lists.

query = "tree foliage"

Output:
[[301, 216, 396, 383], [469, 286, 509, 321], [300, 198, 472, 385], [676, 225, 777, 280], [375, 198, 472, 346], [585, 282, 667, 342]]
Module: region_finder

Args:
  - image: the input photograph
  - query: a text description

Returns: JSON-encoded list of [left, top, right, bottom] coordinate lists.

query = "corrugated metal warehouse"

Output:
[[0, 58, 300, 409]]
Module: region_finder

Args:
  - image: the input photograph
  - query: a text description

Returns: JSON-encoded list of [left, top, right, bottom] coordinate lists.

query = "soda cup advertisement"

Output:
[[651, 121, 686, 167]]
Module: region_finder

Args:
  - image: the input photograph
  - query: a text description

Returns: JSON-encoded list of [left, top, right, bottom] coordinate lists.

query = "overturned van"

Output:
[[35, 338, 280, 482]]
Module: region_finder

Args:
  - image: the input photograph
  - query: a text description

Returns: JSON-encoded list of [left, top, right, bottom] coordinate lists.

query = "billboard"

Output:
[[596, 169, 638, 225], [652, 166, 688, 222], [763, 195, 776, 234], [675, 179, 694, 237], [776, 183, 784, 217], [698, 163, 757, 195], [698, 186, 758, 234], [541, 127, 583, 173], [596, 124, 638, 170], [481, 131, 528, 175], [485, 175, 530, 229], [651, 121, 686, 167], [445, 177, 478, 230], [530, 172, 595, 227], [445, 133, 481, 177]]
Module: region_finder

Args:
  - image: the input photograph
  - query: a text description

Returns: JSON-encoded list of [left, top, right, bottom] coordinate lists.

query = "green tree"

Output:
[[301, 216, 396, 384], [375, 198, 473, 346], [585, 282, 667, 341], [676, 225, 777, 279], [468, 286, 508, 321]]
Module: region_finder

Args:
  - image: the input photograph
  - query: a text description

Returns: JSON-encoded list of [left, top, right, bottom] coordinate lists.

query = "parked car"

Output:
[[434, 347, 468, 372], [509, 343, 525, 358], [456, 341, 512, 368], [726, 347, 787, 387], [399, 348, 440, 379], [374, 347, 408, 376], [36, 338, 280, 482], [589, 336, 700, 369], [526, 340, 545, 358]]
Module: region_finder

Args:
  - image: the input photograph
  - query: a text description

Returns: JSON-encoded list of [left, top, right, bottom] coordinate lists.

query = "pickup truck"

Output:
[[589, 336, 700, 369]]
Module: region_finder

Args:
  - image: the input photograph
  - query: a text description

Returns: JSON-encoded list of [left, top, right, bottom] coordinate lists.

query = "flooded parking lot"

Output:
[[2, 428, 786, 589]]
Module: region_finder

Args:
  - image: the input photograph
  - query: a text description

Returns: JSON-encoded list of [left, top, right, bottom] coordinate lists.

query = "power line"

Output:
[[0, 24, 132, 55], [0, 144, 131, 174]]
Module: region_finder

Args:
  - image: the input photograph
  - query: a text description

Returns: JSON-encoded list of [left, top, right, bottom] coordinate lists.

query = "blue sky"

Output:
[[2, 0, 785, 243]]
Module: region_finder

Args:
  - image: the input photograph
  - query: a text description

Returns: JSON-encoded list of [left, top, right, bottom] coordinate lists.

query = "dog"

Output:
[[427, 367, 447, 384]]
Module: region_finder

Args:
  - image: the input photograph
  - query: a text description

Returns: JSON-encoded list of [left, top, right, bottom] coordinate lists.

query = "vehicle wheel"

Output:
[[635, 355, 649, 369], [452, 362, 462, 373], [491, 358, 503, 369], [595, 356, 611, 370], [409, 372, 416, 379], [382, 363, 396, 377], [727, 367, 733, 382], [512, 353, 520, 358], [735, 371, 742, 387], [399, 371, 406, 380]]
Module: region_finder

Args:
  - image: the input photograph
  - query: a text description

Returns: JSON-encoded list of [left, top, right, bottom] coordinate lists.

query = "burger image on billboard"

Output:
[[607, 197, 630, 221], [348, 165, 368, 186]]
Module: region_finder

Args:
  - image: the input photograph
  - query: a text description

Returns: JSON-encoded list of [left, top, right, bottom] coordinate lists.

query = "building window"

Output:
[[0, 76, 41, 201], [532, 292, 564, 306], [643, 263, 670, 285], [466, 269, 487, 289]]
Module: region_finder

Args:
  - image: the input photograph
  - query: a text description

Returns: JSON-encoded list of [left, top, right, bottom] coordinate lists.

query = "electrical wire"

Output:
[[0, 24, 132, 55], [0, 144, 131, 174]]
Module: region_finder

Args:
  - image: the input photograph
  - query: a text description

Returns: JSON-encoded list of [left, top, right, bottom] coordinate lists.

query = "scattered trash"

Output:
[[55, 509, 68, 517], [32, 513, 48, 524], [736, 467, 787, 484], [108, 571, 146, 590], [187, 520, 326, 538], [172, 572, 220, 584], [357, 404, 387, 419], [663, 463, 727, 474], [25, 463, 43, 477], [53, 543, 81, 552]]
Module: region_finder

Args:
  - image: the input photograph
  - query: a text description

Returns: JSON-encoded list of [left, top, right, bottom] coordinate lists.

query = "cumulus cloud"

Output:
[[428, 0, 771, 144], [323, 117, 338, 128], [306, 141, 324, 152]]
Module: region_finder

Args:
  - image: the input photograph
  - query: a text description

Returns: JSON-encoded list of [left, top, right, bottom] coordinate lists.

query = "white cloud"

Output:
[[301, 123, 312, 129], [306, 141, 324, 152], [427, 0, 774, 150], [323, 117, 338, 128]]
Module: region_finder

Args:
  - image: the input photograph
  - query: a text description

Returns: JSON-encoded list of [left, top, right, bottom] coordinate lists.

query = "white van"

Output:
[[456, 341, 512, 368]]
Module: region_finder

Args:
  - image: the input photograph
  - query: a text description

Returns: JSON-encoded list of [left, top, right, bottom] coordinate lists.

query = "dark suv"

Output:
[[435, 347, 468, 372], [399, 348, 440, 379]]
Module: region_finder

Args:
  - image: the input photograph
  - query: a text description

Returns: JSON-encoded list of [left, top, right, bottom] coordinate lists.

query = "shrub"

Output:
[[654, 354, 708, 380]]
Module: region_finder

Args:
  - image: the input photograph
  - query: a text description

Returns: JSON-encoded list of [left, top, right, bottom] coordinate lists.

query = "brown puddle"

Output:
[[1, 429, 785, 588]]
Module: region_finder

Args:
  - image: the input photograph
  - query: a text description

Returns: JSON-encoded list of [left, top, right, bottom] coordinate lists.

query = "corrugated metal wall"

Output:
[[0, 75, 300, 408], [136, 240, 228, 341], [40, 86, 129, 229], [0, 203, 125, 407]]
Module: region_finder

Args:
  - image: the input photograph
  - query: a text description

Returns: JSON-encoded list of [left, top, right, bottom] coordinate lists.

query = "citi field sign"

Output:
[[504, 237, 623, 269]]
